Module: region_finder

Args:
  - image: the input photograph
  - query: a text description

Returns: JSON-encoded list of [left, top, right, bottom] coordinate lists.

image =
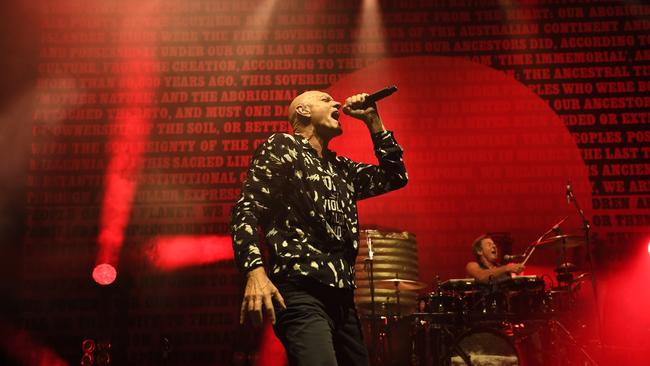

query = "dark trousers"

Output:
[[273, 278, 370, 366]]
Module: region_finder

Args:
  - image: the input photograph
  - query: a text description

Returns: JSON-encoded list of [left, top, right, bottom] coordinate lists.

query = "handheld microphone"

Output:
[[503, 254, 526, 262], [360, 85, 398, 108]]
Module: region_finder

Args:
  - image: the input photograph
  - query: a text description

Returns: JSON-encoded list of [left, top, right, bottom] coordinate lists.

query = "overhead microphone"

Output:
[[360, 85, 398, 108], [503, 254, 526, 262], [566, 180, 573, 204]]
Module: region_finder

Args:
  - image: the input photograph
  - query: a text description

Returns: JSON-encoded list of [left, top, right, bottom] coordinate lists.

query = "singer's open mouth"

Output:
[[331, 110, 340, 120]]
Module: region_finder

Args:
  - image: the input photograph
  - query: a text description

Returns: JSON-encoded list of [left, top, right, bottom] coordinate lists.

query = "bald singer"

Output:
[[231, 90, 408, 366]]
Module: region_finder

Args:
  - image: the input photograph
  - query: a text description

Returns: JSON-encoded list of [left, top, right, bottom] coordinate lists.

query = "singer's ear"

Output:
[[296, 104, 311, 118]]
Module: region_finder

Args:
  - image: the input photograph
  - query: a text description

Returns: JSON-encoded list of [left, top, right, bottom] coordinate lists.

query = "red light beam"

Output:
[[95, 1, 159, 274], [145, 235, 234, 271]]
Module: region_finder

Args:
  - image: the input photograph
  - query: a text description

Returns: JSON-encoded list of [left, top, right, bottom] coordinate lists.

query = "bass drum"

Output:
[[450, 328, 519, 366]]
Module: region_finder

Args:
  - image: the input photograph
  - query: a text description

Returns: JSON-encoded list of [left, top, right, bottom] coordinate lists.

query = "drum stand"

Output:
[[412, 318, 457, 366], [548, 319, 599, 366]]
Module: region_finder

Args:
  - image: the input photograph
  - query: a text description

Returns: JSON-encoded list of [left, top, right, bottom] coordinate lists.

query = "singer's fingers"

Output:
[[345, 95, 356, 108], [273, 290, 287, 311], [239, 298, 247, 325], [356, 95, 366, 106], [263, 295, 276, 325], [345, 93, 370, 109]]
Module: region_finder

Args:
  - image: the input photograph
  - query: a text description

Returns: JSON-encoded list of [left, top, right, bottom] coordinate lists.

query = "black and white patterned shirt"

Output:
[[231, 131, 407, 289]]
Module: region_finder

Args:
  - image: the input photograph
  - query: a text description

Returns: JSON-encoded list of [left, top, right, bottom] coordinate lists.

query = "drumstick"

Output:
[[522, 215, 569, 266], [521, 245, 536, 266], [521, 223, 553, 266]]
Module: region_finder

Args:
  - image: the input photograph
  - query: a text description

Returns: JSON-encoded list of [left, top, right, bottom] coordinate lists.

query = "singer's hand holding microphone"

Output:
[[342, 86, 397, 133], [342, 93, 381, 126]]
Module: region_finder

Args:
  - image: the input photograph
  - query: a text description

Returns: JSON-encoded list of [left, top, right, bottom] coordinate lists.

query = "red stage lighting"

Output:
[[0, 322, 68, 366], [92, 263, 117, 285], [145, 235, 234, 271]]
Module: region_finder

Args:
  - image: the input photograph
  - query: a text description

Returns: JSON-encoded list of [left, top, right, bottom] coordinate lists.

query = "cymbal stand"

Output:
[[393, 273, 401, 317], [553, 228, 574, 287]]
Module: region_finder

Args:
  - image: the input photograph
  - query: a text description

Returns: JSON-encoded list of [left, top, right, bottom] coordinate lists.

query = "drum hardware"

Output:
[[570, 272, 590, 286], [356, 229, 420, 364], [375, 275, 426, 316], [411, 314, 460, 366], [357, 189, 603, 366], [554, 262, 577, 286], [544, 288, 574, 315], [509, 217, 589, 310], [375, 278, 428, 291], [408, 273, 601, 366], [361, 314, 412, 366], [555, 262, 578, 274], [497, 276, 546, 317], [547, 319, 600, 366], [439, 278, 476, 291], [535, 235, 584, 249], [504, 216, 569, 267], [358, 297, 415, 315]]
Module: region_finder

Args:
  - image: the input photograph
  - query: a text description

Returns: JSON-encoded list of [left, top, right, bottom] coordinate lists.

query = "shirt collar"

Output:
[[293, 133, 337, 159]]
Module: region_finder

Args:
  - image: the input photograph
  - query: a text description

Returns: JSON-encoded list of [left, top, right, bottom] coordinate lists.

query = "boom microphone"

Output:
[[360, 85, 398, 108], [503, 254, 526, 262]]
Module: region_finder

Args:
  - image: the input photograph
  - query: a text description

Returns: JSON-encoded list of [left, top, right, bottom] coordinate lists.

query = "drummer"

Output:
[[465, 234, 524, 284]]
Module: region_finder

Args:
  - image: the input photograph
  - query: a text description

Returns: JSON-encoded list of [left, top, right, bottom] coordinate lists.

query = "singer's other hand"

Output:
[[342, 93, 383, 132]]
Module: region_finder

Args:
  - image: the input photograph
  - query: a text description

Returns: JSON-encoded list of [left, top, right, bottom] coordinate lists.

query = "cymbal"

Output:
[[535, 234, 583, 249], [555, 262, 578, 273], [374, 278, 427, 291]]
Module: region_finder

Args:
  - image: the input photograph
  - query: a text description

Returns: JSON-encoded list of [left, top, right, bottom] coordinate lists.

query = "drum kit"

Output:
[[357, 229, 599, 366]]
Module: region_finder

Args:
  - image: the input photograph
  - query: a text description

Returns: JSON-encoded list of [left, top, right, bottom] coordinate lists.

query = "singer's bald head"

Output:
[[287, 90, 342, 139]]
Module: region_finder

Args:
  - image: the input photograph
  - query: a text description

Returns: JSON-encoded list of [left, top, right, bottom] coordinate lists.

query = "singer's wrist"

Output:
[[365, 116, 385, 134]]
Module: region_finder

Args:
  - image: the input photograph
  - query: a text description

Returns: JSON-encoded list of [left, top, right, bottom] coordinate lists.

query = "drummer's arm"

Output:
[[466, 262, 523, 284]]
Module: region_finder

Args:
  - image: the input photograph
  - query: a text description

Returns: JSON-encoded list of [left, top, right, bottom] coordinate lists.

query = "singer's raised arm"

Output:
[[340, 130, 408, 200]]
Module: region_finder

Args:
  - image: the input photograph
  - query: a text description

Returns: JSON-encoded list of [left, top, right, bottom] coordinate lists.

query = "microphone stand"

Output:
[[363, 232, 377, 360], [566, 181, 603, 349]]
